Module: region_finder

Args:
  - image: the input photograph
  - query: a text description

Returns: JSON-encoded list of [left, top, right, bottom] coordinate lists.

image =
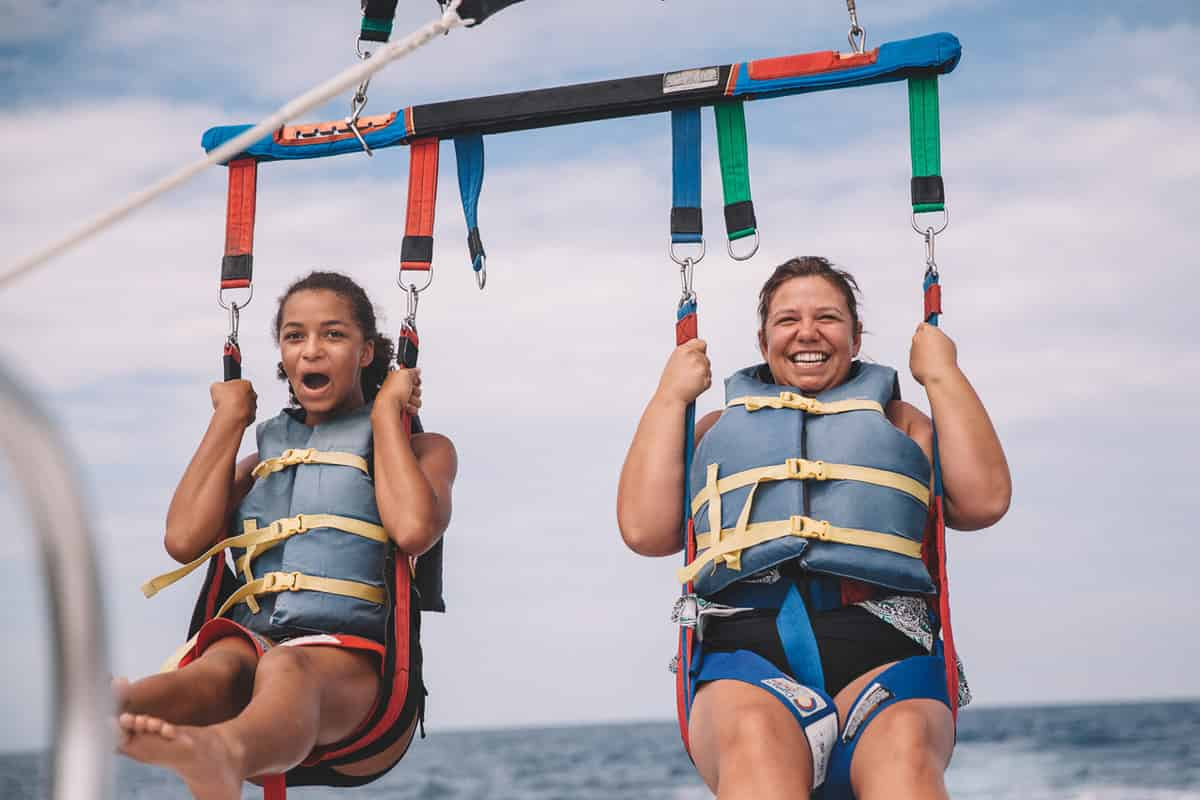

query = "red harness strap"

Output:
[[221, 158, 257, 290], [400, 138, 439, 272]]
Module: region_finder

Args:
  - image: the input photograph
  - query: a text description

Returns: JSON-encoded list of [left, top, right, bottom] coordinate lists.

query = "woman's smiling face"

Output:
[[758, 275, 862, 395], [277, 289, 374, 425]]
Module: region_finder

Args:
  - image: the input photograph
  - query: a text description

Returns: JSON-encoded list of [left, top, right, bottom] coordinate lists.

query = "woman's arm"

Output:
[[904, 323, 1012, 530], [617, 339, 714, 557], [371, 368, 457, 555], [164, 380, 258, 563]]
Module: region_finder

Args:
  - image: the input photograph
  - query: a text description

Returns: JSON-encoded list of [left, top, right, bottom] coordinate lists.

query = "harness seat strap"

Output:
[[400, 137, 439, 270]]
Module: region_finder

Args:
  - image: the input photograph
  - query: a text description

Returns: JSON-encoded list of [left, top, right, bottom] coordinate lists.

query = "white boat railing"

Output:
[[0, 360, 112, 799]]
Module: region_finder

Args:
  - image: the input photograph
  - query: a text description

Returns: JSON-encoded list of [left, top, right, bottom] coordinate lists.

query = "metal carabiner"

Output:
[[727, 230, 760, 262], [402, 282, 422, 328], [922, 226, 939, 276], [846, 0, 867, 54], [678, 256, 696, 308]]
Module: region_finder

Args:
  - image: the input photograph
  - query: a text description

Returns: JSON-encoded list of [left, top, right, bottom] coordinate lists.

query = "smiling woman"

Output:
[[617, 255, 1011, 800]]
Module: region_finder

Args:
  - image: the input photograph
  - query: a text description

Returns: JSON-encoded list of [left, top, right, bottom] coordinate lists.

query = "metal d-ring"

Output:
[[911, 207, 949, 237], [727, 230, 760, 262], [217, 285, 253, 313], [670, 239, 706, 268]]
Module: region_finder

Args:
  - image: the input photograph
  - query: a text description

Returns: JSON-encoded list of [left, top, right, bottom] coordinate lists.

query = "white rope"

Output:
[[0, 2, 467, 291]]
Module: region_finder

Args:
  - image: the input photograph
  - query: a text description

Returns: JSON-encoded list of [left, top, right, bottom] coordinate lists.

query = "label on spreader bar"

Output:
[[663, 67, 720, 94]]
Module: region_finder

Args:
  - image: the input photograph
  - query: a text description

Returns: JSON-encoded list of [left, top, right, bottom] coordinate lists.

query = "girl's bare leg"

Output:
[[116, 637, 258, 726], [119, 644, 379, 800]]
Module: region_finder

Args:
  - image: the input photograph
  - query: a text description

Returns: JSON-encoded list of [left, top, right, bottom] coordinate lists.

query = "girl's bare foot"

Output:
[[118, 713, 243, 800]]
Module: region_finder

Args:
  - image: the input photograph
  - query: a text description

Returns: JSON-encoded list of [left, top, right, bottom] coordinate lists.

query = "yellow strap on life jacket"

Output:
[[727, 392, 884, 416], [678, 514, 923, 584], [690, 458, 929, 518], [141, 514, 387, 600], [251, 448, 370, 479], [214, 571, 386, 620]]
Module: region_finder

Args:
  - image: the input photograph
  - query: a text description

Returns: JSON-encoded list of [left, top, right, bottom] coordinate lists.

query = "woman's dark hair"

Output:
[[757, 256, 862, 335], [273, 271, 395, 405]]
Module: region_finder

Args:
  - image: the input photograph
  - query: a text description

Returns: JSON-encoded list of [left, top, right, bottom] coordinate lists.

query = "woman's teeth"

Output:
[[791, 353, 829, 364]]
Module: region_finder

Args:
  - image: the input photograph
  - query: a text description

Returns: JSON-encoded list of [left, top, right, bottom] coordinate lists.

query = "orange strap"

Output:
[[221, 158, 257, 290], [400, 138, 439, 271]]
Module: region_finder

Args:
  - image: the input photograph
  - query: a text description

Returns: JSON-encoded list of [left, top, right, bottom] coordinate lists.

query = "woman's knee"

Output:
[[853, 700, 952, 783]]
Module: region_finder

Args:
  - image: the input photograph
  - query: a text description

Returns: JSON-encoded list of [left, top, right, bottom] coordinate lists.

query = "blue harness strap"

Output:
[[776, 583, 825, 691], [453, 133, 487, 279], [670, 108, 703, 245], [820, 654, 951, 799]]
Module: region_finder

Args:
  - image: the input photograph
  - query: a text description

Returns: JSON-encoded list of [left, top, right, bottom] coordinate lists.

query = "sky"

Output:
[[1, 0, 1198, 754]]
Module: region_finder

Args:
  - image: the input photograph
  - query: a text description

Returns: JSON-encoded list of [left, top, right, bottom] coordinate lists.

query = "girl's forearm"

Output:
[[372, 408, 444, 555], [164, 414, 247, 562]]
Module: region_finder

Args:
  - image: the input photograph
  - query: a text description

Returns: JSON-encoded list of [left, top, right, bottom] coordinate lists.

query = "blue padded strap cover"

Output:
[[696, 648, 838, 789], [728, 33, 962, 100], [822, 655, 951, 798]]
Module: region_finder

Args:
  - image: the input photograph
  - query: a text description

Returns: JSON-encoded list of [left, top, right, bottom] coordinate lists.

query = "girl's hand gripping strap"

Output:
[[714, 101, 759, 260], [453, 133, 487, 288], [400, 138, 440, 274], [221, 158, 257, 381]]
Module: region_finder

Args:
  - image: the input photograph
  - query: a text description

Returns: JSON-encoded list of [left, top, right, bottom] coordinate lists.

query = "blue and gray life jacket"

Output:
[[226, 404, 390, 641], [143, 405, 393, 642], [680, 362, 934, 598]]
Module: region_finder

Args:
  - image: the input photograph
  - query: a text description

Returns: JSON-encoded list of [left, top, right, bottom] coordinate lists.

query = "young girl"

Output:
[[116, 271, 457, 800]]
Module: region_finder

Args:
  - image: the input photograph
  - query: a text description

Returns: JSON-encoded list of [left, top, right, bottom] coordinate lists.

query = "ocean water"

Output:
[[2, 701, 1198, 799]]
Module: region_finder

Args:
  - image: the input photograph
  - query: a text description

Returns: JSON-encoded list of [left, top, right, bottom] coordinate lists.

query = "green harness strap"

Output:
[[714, 101, 757, 242], [908, 74, 945, 214]]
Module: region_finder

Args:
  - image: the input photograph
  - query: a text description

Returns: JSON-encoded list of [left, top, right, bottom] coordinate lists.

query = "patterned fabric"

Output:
[[857, 594, 972, 708]]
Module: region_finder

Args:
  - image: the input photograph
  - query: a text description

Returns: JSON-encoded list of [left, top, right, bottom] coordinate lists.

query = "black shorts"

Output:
[[701, 604, 927, 697]]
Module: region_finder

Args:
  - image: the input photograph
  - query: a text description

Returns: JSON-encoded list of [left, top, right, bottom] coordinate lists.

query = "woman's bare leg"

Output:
[[834, 661, 955, 800], [687, 679, 814, 800], [119, 644, 379, 800]]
